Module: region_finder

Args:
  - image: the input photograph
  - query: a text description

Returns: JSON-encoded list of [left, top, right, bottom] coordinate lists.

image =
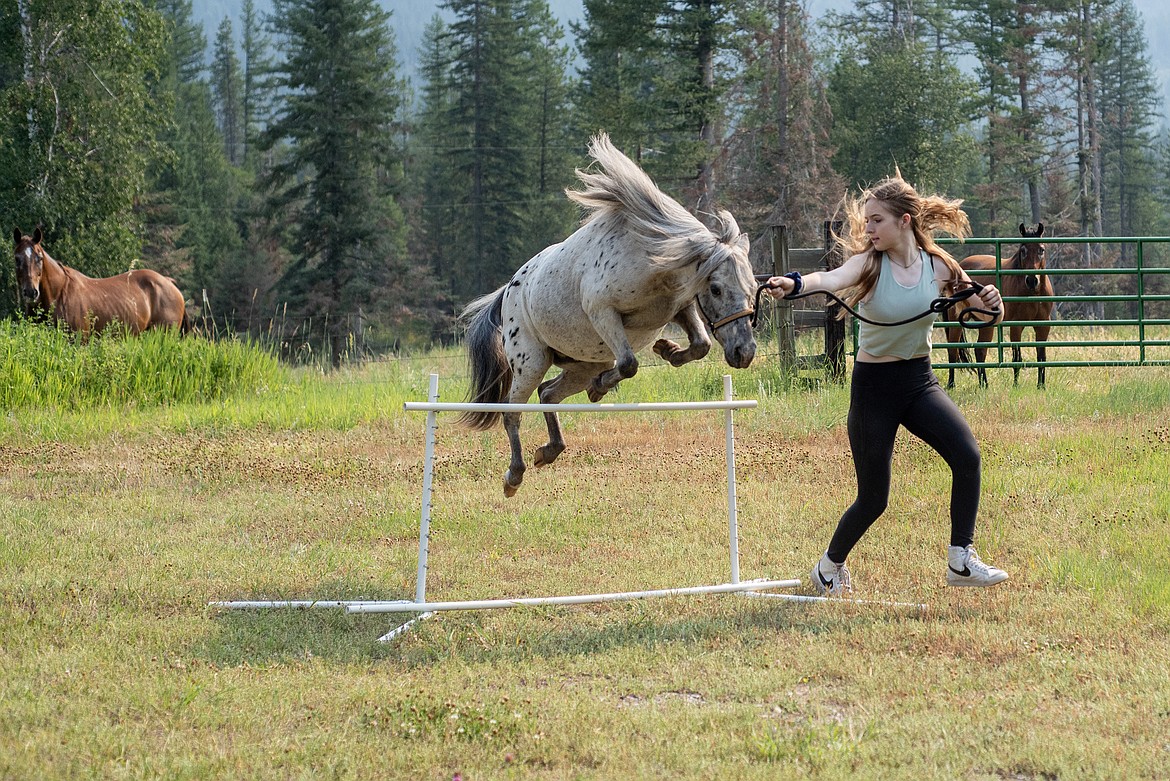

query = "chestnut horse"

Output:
[[946, 223, 1053, 388], [13, 228, 190, 335]]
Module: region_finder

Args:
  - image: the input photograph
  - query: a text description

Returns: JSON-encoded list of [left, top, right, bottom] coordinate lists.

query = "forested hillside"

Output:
[[3, 0, 1168, 363]]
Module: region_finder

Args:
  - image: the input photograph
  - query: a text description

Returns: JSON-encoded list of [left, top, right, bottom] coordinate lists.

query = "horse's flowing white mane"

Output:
[[566, 133, 747, 280]]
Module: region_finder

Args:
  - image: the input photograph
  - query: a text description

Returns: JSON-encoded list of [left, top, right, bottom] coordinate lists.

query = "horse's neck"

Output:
[[39, 252, 76, 299]]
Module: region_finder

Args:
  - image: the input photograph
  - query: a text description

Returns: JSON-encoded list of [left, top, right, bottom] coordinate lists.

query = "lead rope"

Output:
[[750, 276, 1000, 329]]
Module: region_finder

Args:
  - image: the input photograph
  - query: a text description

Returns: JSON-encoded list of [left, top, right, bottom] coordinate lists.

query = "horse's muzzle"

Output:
[[1024, 275, 1041, 291], [725, 343, 756, 368], [20, 286, 39, 303]]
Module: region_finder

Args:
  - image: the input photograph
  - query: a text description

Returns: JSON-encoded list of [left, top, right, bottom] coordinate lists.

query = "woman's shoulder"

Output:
[[927, 251, 963, 284], [925, 250, 952, 268]]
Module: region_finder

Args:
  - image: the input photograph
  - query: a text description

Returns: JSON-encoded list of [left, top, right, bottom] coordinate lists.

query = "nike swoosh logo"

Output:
[[949, 565, 971, 577], [818, 570, 833, 588]]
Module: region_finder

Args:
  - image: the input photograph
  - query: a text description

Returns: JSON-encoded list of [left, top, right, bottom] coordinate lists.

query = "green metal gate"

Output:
[[921, 236, 1170, 370]]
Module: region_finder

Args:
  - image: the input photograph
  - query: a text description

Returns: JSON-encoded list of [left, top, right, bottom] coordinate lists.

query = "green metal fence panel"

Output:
[[843, 235, 1170, 370]]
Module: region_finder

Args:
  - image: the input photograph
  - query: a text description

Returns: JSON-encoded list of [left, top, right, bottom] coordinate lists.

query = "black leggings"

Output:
[[826, 357, 980, 563]]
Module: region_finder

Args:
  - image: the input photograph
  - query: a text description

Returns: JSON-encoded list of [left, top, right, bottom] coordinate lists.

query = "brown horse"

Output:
[[13, 227, 190, 335], [946, 223, 1053, 389]]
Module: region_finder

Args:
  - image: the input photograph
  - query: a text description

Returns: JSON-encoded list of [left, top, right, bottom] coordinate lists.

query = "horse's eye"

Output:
[[710, 284, 723, 297]]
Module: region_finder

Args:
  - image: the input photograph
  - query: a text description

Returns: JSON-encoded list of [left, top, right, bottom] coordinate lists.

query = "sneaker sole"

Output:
[[947, 574, 1009, 587]]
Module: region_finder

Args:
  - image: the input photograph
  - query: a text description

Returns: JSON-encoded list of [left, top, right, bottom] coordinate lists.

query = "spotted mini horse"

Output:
[[459, 133, 758, 497]]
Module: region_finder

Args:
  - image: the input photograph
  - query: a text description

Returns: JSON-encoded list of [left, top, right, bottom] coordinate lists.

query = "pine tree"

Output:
[[262, 0, 412, 363], [210, 18, 246, 166], [1096, 0, 1161, 243], [573, 0, 730, 206], [518, 0, 578, 252], [424, 0, 573, 301], [240, 0, 274, 171], [954, 0, 1041, 231], [573, 0, 666, 162], [413, 15, 461, 288]]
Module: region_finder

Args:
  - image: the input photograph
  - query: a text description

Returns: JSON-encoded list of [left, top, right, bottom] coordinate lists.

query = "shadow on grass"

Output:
[[193, 587, 924, 668]]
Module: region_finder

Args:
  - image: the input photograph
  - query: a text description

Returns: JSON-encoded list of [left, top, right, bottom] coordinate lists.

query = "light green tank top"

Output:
[[856, 251, 938, 359]]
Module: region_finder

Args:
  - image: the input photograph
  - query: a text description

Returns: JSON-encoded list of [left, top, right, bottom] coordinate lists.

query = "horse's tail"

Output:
[[458, 287, 511, 431], [180, 307, 194, 336]]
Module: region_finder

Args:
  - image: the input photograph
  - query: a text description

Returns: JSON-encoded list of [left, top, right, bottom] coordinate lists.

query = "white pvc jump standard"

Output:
[[212, 373, 801, 643]]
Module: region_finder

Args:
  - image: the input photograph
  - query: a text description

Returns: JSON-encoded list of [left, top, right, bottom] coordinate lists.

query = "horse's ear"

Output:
[[32, 227, 42, 244], [1036, 222, 1044, 236], [712, 209, 741, 245], [12, 228, 20, 244], [1019, 222, 1026, 236]]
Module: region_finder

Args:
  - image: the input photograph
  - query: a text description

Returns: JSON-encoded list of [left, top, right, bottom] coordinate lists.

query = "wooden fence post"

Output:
[[770, 225, 796, 369], [823, 220, 845, 380]]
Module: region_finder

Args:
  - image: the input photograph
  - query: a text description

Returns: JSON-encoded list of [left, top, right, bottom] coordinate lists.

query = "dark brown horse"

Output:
[[13, 228, 190, 335], [947, 223, 1053, 388]]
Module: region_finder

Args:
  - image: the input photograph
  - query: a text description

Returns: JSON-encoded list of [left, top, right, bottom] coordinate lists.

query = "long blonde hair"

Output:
[[836, 172, 971, 312]]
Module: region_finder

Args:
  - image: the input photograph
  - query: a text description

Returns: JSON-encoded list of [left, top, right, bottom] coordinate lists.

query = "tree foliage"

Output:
[[261, 0, 415, 362], [0, 0, 168, 291], [4, 0, 1170, 348]]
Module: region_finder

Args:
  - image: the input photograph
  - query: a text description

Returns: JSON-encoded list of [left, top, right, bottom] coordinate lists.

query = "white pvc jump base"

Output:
[[212, 373, 809, 642]]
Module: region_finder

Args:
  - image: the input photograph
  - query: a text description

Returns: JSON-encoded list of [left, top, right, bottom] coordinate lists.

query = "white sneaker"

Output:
[[947, 546, 1008, 587], [811, 553, 852, 596]]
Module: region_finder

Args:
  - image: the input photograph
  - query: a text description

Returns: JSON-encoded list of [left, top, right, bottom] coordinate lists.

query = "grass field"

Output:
[[1, 325, 1168, 779]]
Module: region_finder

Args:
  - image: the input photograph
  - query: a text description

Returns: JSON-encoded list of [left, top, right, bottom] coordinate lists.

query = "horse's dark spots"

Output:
[[510, 280, 520, 287]]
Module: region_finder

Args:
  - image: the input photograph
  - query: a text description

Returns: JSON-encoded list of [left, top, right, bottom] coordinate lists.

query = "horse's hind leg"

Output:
[[974, 333, 990, 388], [502, 410, 527, 497], [500, 340, 552, 497], [533, 363, 608, 467], [945, 324, 960, 389]]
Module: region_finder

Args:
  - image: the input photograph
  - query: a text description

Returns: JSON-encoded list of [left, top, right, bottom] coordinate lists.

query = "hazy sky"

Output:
[[192, 0, 1170, 123]]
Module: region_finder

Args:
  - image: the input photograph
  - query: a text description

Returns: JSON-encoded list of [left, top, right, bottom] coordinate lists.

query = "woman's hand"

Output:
[[978, 283, 1003, 311], [763, 276, 796, 300]]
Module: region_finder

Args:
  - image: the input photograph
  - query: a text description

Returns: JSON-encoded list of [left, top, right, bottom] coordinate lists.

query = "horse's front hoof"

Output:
[[652, 338, 679, 360], [587, 380, 610, 403]]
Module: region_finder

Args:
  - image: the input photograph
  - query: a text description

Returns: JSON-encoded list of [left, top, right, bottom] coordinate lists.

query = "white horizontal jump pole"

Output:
[[346, 578, 802, 614]]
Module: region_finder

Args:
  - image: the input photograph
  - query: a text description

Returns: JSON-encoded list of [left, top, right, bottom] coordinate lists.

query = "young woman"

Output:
[[765, 173, 1009, 594]]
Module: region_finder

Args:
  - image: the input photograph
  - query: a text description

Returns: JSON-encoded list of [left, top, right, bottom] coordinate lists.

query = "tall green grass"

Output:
[[0, 319, 285, 410]]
